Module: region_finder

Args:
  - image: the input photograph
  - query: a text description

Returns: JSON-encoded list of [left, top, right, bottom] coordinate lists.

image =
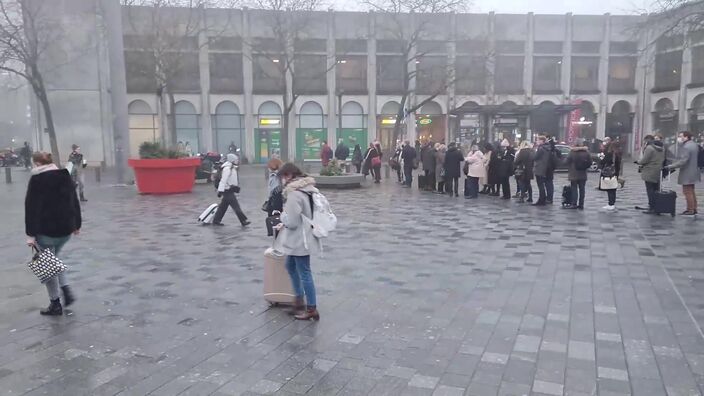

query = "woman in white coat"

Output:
[[464, 145, 486, 199]]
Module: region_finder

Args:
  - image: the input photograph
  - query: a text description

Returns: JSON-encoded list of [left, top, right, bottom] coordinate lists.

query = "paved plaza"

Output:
[[1, 165, 704, 396]]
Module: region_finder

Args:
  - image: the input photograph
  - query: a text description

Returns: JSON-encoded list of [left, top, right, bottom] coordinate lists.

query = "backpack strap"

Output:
[[304, 191, 314, 219]]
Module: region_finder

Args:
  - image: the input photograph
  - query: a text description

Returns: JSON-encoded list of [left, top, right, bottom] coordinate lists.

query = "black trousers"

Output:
[[607, 189, 616, 206], [645, 181, 660, 209], [520, 179, 533, 201], [536, 176, 547, 204], [448, 177, 459, 195], [570, 180, 586, 208], [500, 177, 511, 198], [213, 191, 248, 225], [424, 171, 436, 190]]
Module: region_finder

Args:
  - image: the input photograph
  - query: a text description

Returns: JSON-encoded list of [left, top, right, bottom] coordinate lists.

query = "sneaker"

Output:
[[602, 205, 616, 210], [212, 222, 225, 226], [241, 221, 251, 227]]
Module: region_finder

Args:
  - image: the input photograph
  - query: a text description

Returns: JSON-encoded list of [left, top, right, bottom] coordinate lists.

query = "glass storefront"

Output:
[[295, 128, 326, 161], [255, 128, 281, 163], [336, 128, 368, 157], [416, 115, 446, 145]]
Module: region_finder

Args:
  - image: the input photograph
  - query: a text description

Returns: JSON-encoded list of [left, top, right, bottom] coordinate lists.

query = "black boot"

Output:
[[40, 299, 63, 316], [61, 286, 75, 307]]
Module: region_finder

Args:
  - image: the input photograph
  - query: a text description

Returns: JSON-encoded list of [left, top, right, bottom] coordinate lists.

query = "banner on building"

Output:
[[566, 99, 582, 145]]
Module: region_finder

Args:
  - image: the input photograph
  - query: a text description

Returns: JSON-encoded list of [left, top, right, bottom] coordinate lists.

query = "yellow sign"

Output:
[[381, 118, 396, 125], [418, 118, 432, 125], [260, 118, 280, 126]]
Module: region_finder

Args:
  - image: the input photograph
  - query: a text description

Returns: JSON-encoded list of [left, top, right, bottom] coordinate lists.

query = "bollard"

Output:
[[4, 167, 10, 184], [95, 167, 101, 183], [385, 164, 390, 178], [264, 167, 270, 180]]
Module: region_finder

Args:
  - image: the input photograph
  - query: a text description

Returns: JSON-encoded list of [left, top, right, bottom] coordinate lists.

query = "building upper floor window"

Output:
[[534, 41, 563, 55], [125, 50, 157, 93], [572, 41, 600, 54], [293, 55, 328, 94], [253, 54, 284, 94], [456, 39, 487, 55], [209, 53, 244, 94], [416, 56, 447, 95], [209, 36, 242, 52], [336, 39, 367, 54], [336, 55, 367, 94], [609, 41, 637, 55], [294, 39, 327, 53], [533, 56, 562, 93], [377, 55, 405, 94], [656, 34, 684, 52], [654, 51, 682, 91], [571, 56, 599, 93], [495, 56, 524, 94], [496, 40, 524, 55], [454, 56, 485, 95], [167, 53, 201, 93], [418, 41, 447, 55], [691, 46, 704, 85], [377, 39, 406, 54], [608, 56, 636, 93]]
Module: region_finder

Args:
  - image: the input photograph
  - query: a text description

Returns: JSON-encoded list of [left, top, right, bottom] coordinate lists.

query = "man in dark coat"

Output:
[[443, 142, 464, 197], [401, 141, 416, 187], [496, 139, 516, 199], [334, 139, 350, 161], [421, 142, 436, 191]]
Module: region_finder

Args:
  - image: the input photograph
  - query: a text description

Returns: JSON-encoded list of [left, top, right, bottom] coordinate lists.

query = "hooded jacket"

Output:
[[513, 148, 534, 181], [444, 146, 464, 178], [566, 146, 590, 182], [25, 167, 82, 238], [276, 177, 318, 256], [465, 150, 486, 178], [637, 141, 665, 184], [421, 145, 436, 172], [217, 161, 239, 193]]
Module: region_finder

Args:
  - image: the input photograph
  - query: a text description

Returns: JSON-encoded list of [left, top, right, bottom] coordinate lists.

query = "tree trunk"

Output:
[[33, 76, 61, 166], [281, 92, 290, 161], [167, 90, 177, 149], [156, 88, 169, 148]]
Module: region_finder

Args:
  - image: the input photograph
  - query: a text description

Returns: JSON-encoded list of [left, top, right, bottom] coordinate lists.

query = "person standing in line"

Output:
[[265, 158, 284, 237], [599, 139, 618, 210], [496, 139, 515, 200], [334, 139, 349, 162], [25, 152, 81, 315], [464, 145, 485, 199], [274, 163, 321, 321], [68, 144, 88, 202], [513, 141, 534, 203], [20, 141, 31, 170], [351, 144, 363, 173], [444, 142, 464, 197], [212, 153, 250, 227], [320, 141, 333, 167], [401, 140, 416, 188], [636, 135, 665, 214], [421, 141, 437, 191], [533, 135, 550, 206], [480, 143, 494, 194], [544, 136, 561, 204], [487, 143, 501, 196], [435, 144, 447, 193], [372, 142, 383, 183], [666, 131, 701, 215], [564, 139, 591, 210]]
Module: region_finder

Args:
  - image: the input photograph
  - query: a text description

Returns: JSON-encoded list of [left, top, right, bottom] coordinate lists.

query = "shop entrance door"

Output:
[[255, 129, 281, 163]]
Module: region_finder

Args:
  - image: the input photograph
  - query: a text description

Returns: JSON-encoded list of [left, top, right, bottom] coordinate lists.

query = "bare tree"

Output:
[[636, 0, 704, 47], [244, 0, 335, 161], [364, 0, 472, 143], [0, 0, 63, 163], [123, 0, 236, 149]]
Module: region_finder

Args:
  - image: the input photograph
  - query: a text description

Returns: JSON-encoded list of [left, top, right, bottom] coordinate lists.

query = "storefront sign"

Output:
[[259, 118, 280, 126], [296, 129, 326, 161], [566, 99, 582, 145], [381, 118, 397, 125], [418, 118, 432, 125]]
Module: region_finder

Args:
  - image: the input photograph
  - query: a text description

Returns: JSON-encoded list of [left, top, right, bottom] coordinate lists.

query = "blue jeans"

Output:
[[404, 165, 413, 186], [36, 235, 71, 301], [285, 255, 316, 307], [571, 180, 586, 207], [536, 176, 547, 204], [546, 176, 555, 202]]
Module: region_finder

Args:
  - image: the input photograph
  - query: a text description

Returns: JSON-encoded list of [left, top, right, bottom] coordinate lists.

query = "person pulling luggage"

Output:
[[212, 153, 250, 227]]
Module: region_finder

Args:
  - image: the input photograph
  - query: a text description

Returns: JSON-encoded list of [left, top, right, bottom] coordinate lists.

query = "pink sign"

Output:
[[566, 99, 582, 145]]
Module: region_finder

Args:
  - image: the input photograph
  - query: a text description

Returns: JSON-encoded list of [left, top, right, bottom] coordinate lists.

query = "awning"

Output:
[[451, 102, 579, 116]]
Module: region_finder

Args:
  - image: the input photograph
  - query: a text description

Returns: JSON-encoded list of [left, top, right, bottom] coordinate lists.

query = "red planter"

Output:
[[128, 157, 201, 194]]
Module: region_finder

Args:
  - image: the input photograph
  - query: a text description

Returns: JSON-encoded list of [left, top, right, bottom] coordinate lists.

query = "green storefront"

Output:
[[254, 129, 281, 164], [295, 129, 327, 161], [336, 128, 368, 159]]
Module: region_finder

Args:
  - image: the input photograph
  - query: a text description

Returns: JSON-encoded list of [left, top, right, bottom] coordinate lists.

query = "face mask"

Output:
[[677, 137, 685, 144]]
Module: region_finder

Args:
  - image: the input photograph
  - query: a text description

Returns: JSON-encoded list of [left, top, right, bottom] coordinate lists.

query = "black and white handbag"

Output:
[[28, 246, 67, 283]]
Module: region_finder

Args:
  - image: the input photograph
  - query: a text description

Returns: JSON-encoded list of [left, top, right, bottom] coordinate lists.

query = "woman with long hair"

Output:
[[25, 152, 82, 315]]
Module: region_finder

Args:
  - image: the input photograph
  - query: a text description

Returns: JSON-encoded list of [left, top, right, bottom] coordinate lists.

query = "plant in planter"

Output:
[[128, 142, 201, 194], [320, 159, 344, 176]]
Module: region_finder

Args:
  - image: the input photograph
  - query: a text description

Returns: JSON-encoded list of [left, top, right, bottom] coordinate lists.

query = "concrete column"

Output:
[[633, 27, 651, 152], [242, 9, 255, 162], [100, 0, 129, 182], [285, 24, 296, 160], [561, 13, 573, 103], [327, 10, 337, 147], [597, 14, 610, 140], [447, 12, 457, 143], [407, 12, 417, 143], [367, 11, 377, 144], [679, 31, 692, 130], [487, 11, 496, 104], [523, 13, 535, 102], [198, 30, 213, 152]]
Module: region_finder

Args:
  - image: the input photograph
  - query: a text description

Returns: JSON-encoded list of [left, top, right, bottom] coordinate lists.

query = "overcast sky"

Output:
[[471, 0, 650, 15]]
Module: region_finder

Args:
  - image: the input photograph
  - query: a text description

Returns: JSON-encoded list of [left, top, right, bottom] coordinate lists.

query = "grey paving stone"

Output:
[[513, 335, 541, 354], [432, 384, 465, 396], [568, 341, 596, 362], [481, 352, 509, 365], [598, 367, 629, 382], [249, 379, 283, 394], [532, 379, 564, 396], [408, 374, 440, 389]]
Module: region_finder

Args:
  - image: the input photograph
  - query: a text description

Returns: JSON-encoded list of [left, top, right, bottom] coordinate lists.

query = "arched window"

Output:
[[341, 101, 365, 129], [419, 101, 442, 115], [128, 100, 158, 158], [380, 100, 401, 115], [653, 98, 677, 143], [255, 101, 283, 163], [213, 101, 244, 155], [298, 101, 325, 129], [174, 101, 199, 154], [690, 94, 704, 135]]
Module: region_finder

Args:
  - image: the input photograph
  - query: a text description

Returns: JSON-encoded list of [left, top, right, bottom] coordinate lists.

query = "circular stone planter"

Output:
[[313, 174, 364, 189], [128, 157, 201, 194]]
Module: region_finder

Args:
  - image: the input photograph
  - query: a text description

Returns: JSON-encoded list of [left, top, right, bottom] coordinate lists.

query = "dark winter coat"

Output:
[[335, 144, 350, 161], [443, 147, 464, 178], [637, 141, 665, 184], [601, 143, 622, 177], [496, 147, 516, 178], [351, 146, 363, 166], [422, 146, 436, 172], [513, 148, 534, 181], [362, 147, 379, 175], [566, 146, 590, 182], [401, 145, 416, 167], [25, 169, 82, 238], [487, 150, 501, 185]]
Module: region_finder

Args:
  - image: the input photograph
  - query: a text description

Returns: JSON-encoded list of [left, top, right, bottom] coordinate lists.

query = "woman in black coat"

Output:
[[496, 140, 516, 199], [25, 152, 82, 316], [443, 142, 464, 197], [487, 145, 501, 196], [513, 141, 535, 203]]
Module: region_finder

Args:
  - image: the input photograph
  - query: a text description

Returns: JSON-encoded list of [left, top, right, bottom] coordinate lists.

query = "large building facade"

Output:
[[28, 1, 704, 165]]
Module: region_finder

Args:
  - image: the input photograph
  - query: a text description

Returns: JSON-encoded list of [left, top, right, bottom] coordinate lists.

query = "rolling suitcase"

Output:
[[561, 185, 572, 207], [417, 175, 426, 190], [263, 243, 295, 306], [198, 203, 218, 224], [653, 173, 676, 217]]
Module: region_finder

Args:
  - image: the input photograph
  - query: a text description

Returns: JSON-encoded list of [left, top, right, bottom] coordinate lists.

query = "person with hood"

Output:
[[68, 144, 88, 202], [435, 144, 447, 193], [351, 144, 363, 173], [666, 131, 701, 215], [464, 145, 485, 199], [212, 153, 250, 226], [598, 138, 619, 210], [564, 139, 591, 209], [486, 142, 502, 196], [480, 143, 494, 194], [533, 135, 551, 206], [25, 152, 81, 315], [320, 141, 333, 167], [443, 142, 464, 197], [496, 139, 515, 199], [274, 163, 320, 321], [401, 140, 417, 187], [334, 139, 350, 162], [421, 141, 437, 191], [513, 141, 534, 203], [636, 135, 666, 214]]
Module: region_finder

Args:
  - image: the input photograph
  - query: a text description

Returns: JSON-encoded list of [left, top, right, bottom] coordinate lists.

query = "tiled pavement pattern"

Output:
[[0, 164, 703, 396]]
